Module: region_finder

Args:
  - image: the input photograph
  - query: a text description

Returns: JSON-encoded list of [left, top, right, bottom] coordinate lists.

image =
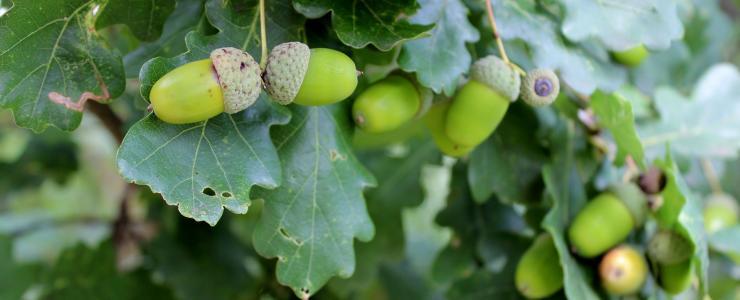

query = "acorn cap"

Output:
[[264, 42, 311, 104], [608, 183, 648, 227], [469, 55, 521, 101], [210, 47, 262, 113], [521, 69, 560, 107], [648, 230, 695, 265]]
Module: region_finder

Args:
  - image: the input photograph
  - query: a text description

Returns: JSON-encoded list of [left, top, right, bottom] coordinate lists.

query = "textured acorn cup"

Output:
[[150, 47, 262, 124], [264, 42, 358, 106], [469, 55, 521, 101], [515, 234, 564, 299], [703, 193, 739, 234], [648, 230, 695, 265], [521, 69, 560, 107], [568, 190, 645, 258], [599, 245, 648, 295], [352, 75, 421, 133]]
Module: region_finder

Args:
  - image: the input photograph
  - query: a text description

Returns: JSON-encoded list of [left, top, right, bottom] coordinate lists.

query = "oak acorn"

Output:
[[352, 75, 421, 133], [515, 234, 564, 299], [445, 55, 518, 147], [612, 44, 649, 67], [703, 193, 739, 234], [423, 101, 473, 157], [599, 245, 648, 295], [150, 47, 262, 124], [264, 42, 358, 106], [568, 184, 647, 258], [521, 69, 560, 107]]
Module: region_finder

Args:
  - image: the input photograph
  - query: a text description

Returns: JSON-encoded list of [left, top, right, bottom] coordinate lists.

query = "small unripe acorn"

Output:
[[658, 258, 694, 295], [647, 230, 694, 265], [352, 75, 421, 133], [515, 234, 564, 299], [568, 185, 647, 258], [612, 44, 649, 67], [599, 245, 648, 295], [264, 42, 358, 106], [521, 69, 560, 107], [703, 193, 739, 234], [445, 56, 518, 147], [423, 101, 473, 157], [150, 48, 262, 124]]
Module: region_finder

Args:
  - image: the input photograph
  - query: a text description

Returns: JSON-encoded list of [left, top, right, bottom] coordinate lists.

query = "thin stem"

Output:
[[701, 158, 724, 194], [259, 0, 268, 69], [485, 0, 509, 63]]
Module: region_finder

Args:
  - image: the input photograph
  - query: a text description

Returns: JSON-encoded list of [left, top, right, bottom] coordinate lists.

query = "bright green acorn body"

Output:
[[424, 101, 473, 157], [659, 259, 694, 295], [150, 47, 262, 124], [515, 234, 564, 299], [352, 75, 420, 133], [612, 45, 649, 67], [568, 193, 634, 258]]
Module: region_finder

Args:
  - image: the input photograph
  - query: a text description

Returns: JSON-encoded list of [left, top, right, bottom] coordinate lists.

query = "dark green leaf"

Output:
[[541, 119, 599, 299], [0, 0, 125, 132], [293, 0, 433, 51], [117, 99, 290, 226], [123, 0, 205, 77], [468, 103, 546, 204], [96, 0, 177, 41], [252, 105, 375, 298], [446, 270, 523, 299], [590, 91, 646, 168], [0, 235, 39, 300], [398, 0, 479, 95]]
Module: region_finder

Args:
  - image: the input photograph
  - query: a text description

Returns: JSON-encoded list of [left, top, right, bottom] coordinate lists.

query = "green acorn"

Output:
[[612, 44, 649, 67], [264, 42, 358, 106], [352, 75, 424, 133], [599, 245, 648, 295], [515, 234, 564, 299], [703, 193, 739, 234], [647, 230, 695, 265], [521, 69, 560, 107], [423, 101, 473, 157], [445, 55, 519, 147], [150, 47, 262, 124], [658, 259, 694, 295], [568, 183, 647, 258]]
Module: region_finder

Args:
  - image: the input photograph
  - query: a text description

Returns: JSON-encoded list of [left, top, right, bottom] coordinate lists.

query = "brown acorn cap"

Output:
[[608, 183, 648, 227], [210, 47, 262, 113], [264, 42, 311, 104]]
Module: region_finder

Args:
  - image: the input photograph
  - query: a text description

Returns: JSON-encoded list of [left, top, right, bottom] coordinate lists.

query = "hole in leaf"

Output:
[[222, 192, 232, 198], [202, 187, 216, 196]]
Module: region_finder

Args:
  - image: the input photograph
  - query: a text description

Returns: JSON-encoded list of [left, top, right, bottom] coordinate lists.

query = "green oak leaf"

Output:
[[639, 64, 740, 159], [252, 105, 375, 298], [0, 0, 125, 132], [117, 98, 290, 226], [95, 0, 176, 41], [561, 0, 682, 50], [653, 150, 709, 295], [292, 0, 433, 51], [398, 0, 479, 95], [330, 138, 439, 296], [468, 103, 546, 204], [491, 0, 625, 94], [120, 0, 303, 225], [446, 270, 524, 299], [590, 91, 646, 169], [123, 0, 205, 77], [542, 119, 600, 300]]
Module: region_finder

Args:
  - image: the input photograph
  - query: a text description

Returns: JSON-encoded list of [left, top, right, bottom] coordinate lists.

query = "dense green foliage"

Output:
[[0, 0, 739, 299]]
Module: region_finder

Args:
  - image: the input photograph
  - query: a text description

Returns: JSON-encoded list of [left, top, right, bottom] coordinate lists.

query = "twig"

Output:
[[87, 102, 124, 143], [700, 159, 724, 194], [259, 0, 268, 69], [485, 0, 509, 63]]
